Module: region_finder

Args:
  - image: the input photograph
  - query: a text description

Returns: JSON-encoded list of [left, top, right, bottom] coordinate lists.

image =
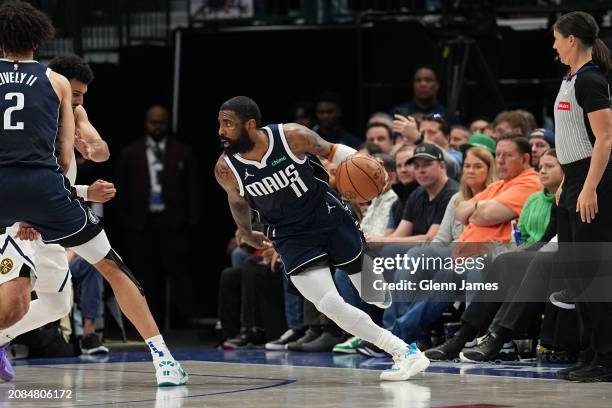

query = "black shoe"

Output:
[[549, 289, 575, 310], [300, 332, 344, 352], [424, 335, 466, 361], [459, 332, 516, 363], [568, 358, 612, 382], [286, 329, 320, 351], [81, 334, 109, 355], [356, 341, 388, 358], [265, 329, 305, 350], [557, 349, 595, 380], [222, 327, 266, 350]]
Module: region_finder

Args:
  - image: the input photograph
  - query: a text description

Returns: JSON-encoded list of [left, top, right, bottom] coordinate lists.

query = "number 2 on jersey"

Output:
[[3, 92, 25, 130]]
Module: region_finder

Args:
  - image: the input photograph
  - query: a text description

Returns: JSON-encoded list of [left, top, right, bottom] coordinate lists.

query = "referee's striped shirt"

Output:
[[554, 61, 611, 165]]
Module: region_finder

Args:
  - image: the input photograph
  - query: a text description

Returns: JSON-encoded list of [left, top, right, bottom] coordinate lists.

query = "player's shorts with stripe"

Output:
[[271, 191, 364, 275], [0, 225, 36, 286], [0, 166, 102, 247]]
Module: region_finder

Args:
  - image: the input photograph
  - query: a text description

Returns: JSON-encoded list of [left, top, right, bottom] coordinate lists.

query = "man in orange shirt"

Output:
[[453, 134, 542, 258]]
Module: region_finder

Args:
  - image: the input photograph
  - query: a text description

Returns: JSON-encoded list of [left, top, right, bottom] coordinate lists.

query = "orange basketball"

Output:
[[335, 155, 386, 203]]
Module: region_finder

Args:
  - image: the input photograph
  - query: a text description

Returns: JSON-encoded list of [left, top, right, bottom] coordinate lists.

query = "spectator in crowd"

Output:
[[116, 105, 200, 329], [528, 128, 555, 169], [392, 113, 461, 180], [373, 142, 498, 351], [516, 109, 538, 134], [220, 248, 286, 349], [425, 149, 563, 362], [420, 114, 463, 170], [449, 125, 470, 151], [312, 91, 361, 148], [386, 145, 418, 234], [367, 144, 459, 243], [367, 112, 394, 129], [492, 110, 532, 140], [469, 116, 494, 136], [394, 67, 460, 125], [365, 123, 394, 154], [289, 100, 315, 129]]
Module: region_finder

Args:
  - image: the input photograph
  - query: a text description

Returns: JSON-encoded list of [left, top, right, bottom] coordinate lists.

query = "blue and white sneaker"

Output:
[[380, 343, 430, 381], [0, 346, 14, 382], [156, 359, 188, 387]]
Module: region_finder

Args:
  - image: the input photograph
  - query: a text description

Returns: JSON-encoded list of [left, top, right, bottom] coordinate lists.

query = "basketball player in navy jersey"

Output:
[[215, 96, 430, 381], [0, 1, 186, 386]]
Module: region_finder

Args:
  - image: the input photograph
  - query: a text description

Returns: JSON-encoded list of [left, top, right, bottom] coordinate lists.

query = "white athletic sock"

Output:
[[375, 329, 408, 355], [146, 334, 173, 362], [0, 290, 71, 345]]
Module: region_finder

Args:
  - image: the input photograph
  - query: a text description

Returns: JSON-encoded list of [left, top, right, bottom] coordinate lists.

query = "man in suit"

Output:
[[117, 105, 200, 329]]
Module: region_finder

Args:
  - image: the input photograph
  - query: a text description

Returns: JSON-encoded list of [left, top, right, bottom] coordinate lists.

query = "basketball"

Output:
[[335, 155, 387, 203]]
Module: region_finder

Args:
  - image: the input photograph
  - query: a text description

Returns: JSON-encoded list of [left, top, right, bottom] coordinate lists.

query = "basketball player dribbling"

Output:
[[0, 1, 186, 386], [215, 96, 430, 381]]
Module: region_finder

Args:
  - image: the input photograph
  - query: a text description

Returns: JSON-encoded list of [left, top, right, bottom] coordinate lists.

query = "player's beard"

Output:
[[221, 128, 254, 154]]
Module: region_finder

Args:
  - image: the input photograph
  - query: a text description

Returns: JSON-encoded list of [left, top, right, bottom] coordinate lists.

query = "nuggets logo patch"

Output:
[[0, 258, 14, 275]]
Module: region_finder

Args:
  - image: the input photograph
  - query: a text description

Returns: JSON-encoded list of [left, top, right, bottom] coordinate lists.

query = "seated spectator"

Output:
[[368, 144, 459, 243], [392, 113, 461, 180], [365, 123, 394, 154], [491, 110, 531, 140], [434, 142, 497, 243], [289, 100, 315, 129], [312, 91, 360, 148], [469, 116, 494, 136], [386, 145, 418, 234], [393, 66, 460, 125], [528, 128, 555, 169], [449, 125, 470, 151], [420, 114, 463, 167], [360, 153, 398, 236]]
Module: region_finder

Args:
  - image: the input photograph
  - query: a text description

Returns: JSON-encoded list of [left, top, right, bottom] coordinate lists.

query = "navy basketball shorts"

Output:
[[271, 191, 364, 275], [0, 166, 103, 249]]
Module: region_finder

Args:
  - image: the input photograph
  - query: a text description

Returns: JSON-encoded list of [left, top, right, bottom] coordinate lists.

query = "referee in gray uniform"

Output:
[[551, 11, 612, 382]]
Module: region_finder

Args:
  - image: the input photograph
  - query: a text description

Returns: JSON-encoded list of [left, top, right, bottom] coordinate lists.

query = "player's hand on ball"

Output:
[[240, 230, 272, 249], [15, 222, 40, 241], [88, 180, 116, 203]]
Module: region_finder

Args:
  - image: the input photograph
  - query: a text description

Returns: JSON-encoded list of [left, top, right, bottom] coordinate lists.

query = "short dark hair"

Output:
[[373, 153, 396, 173], [421, 113, 451, 136], [0, 1, 55, 55], [48, 55, 94, 84], [496, 133, 531, 160], [543, 148, 557, 159], [366, 123, 393, 140], [315, 91, 341, 106], [220, 96, 262, 127]]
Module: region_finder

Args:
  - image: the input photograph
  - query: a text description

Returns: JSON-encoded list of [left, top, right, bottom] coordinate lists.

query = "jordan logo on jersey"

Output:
[[245, 163, 309, 198]]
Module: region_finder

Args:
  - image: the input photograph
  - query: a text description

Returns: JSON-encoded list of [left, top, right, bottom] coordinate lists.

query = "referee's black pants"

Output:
[[558, 158, 612, 356]]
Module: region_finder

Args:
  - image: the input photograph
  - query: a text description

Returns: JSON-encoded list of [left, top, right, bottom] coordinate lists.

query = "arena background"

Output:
[[25, 0, 612, 330]]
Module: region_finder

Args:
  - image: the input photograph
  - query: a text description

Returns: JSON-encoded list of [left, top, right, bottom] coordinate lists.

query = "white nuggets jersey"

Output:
[[0, 225, 36, 286]]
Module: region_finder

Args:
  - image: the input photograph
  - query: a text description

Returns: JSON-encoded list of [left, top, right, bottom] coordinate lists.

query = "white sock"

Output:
[[0, 290, 71, 345], [375, 329, 408, 354], [146, 334, 173, 362]]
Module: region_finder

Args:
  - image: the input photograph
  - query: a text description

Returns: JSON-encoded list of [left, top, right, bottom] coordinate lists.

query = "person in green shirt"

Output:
[[518, 149, 563, 245]]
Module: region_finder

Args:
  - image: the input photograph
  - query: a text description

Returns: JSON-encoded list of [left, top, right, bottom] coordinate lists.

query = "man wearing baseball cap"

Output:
[[528, 128, 555, 169], [368, 143, 459, 243]]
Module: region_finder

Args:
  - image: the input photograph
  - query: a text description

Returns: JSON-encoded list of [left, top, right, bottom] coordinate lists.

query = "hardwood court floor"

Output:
[[4, 349, 612, 407]]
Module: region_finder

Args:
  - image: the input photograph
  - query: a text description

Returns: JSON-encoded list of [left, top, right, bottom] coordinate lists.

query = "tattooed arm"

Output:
[[214, 156, 271, 249]]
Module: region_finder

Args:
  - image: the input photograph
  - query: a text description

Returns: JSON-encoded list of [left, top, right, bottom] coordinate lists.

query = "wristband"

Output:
[[75, 184, 88, 201], [328, 144, 357, 166]]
